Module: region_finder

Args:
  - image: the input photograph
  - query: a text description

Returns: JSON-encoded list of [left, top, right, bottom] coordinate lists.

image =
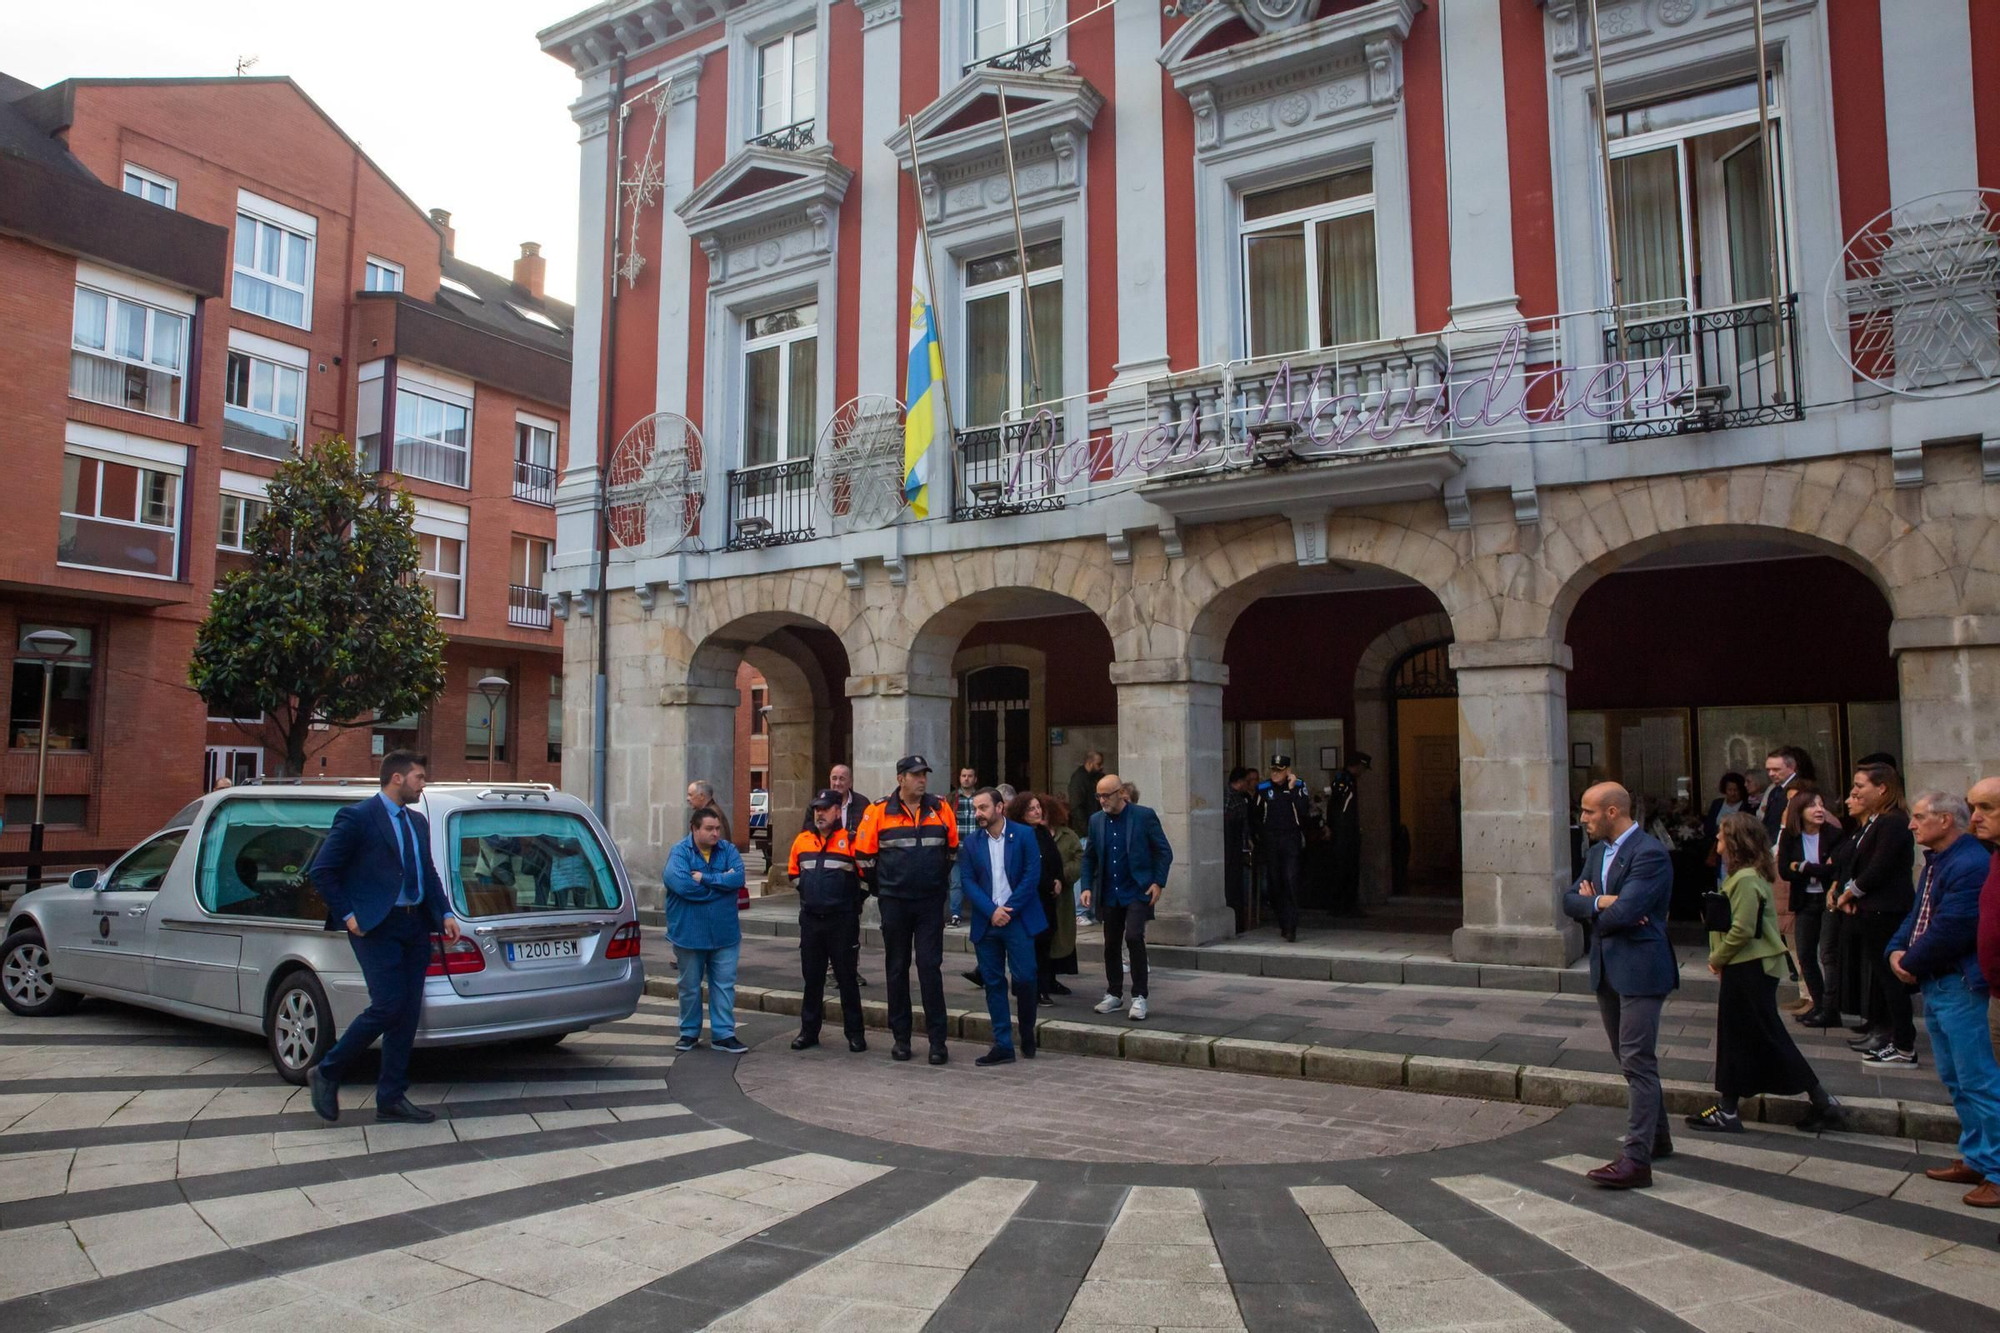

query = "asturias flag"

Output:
[[902, 239, 945, 519]]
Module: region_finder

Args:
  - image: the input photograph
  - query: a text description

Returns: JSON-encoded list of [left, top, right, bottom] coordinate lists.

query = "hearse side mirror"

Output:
[[69, 869, 100, 890]]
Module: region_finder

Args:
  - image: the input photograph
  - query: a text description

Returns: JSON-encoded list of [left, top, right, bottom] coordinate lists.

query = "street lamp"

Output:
[[475, 675, 510, 781], [23, 629, 77, 891]]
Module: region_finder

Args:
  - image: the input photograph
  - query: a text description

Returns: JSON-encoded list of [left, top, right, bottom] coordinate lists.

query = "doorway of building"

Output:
[[204, 746, 262, 789], [965, 665, 1031, 791], [1388, 642, 1462, 897]]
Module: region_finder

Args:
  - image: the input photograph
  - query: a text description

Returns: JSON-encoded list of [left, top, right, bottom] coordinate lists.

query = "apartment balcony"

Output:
[[1601, 296, 1804, 442], [952, 421, 1066, 522], [963, 36, 1054, 76], [513, 459, 557, 506], [725, 458, 816, 551], [748, 119, 815, 152], [508, 583, 553, 630]]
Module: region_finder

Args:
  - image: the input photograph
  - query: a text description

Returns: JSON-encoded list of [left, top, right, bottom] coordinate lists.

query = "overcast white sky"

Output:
[[8, 0, 586, 301]]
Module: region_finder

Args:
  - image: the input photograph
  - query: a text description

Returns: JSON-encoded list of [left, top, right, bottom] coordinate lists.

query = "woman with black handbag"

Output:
[[1686, 813, 1845, 1134]]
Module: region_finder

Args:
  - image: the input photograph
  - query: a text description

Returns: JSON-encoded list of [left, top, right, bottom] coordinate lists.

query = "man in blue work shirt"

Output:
[[1080, 772, 1173, 1021]]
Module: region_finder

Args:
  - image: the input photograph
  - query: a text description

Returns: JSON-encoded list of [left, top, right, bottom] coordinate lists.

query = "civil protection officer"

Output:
[[1258, 754, 1316, 942], [854, 755, 959, 1064], [788, 788, 867, 1053]]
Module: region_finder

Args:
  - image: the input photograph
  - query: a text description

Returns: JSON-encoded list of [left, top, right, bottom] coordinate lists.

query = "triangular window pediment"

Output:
[[889, 68, 1103, 181], [677, 145, 852, 256]]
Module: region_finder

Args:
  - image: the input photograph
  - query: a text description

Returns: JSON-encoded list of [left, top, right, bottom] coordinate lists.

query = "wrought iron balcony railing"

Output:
[[512, 459, 557, 506], [726, 457, 817, 550], [952, 419, 1067, 521], [749, 119, 816, 152], [1601, 295, 1803, 442], [508, 584, 553, 630], [964, 37, 1055, 75]]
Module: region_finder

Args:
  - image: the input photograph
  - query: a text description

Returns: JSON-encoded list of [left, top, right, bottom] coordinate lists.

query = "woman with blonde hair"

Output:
[[1687, 812, 1845, 1134]]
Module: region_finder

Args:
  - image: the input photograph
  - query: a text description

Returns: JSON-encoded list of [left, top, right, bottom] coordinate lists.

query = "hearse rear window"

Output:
[[449, 809, 621, 918], [196, 798, 345, 919]]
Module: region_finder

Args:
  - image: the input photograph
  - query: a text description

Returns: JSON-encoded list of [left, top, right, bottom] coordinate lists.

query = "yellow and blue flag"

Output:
[[903, 238, 945, 519]]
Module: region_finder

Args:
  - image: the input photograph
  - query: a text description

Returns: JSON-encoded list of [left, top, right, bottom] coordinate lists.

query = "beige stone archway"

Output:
[[1351, 612, 1455, 907]]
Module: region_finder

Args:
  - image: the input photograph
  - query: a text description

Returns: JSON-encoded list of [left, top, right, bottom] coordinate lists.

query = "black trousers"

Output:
[[1102, 899, 1150, 998], [799, 909, 864, 1041], [1859, 910, 1916, 1049], [1793, 897, 1826, 1010], [1266, 839, 1303, 933], [877, 893, 948, 1047]]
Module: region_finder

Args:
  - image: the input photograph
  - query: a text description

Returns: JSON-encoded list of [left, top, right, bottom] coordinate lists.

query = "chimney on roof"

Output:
[[514, 241, 546, 300], [429, 207, 455, 254]]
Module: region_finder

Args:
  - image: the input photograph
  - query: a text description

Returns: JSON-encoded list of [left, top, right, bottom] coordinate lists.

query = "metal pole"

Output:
[[1587, 0, 1629, 374], [591, 53, 629, 823], [1750, 0, 1788, 401], [994, 88, 1044, 410], [903, 119, 961, 507], [486, 702, 497, 781], [28, 665, 53, 892]]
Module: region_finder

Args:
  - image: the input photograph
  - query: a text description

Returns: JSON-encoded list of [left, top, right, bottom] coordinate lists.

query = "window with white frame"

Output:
[[59, 449, 181, 579], [393, 387, 472, 487], [963, 240, 1063, 426], [972, 0, 1054, 65], [755, 25, 817, 138], [71, 286, 188, 420], [122, 165, 175, 208], [514, 416, 558, 504], [217, 492, 270, 552], [223, 349, 304, 458], [1604, 75, 1790, 320], [1240, 168, 1379, 358], [233, 204, 315, 328], [416, 532, 464, 617], [742, 303, 818, 468], [364, 256, 404, 292]]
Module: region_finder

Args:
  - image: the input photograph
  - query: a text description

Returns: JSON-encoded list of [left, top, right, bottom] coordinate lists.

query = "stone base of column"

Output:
[[1451, 921, 1582, 968], [1149, 901, 1238, 948]]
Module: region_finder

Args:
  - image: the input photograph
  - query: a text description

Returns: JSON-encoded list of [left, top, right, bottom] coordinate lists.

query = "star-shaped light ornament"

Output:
[[613, 79, 678, 291], [1828, 188, 2000, 399]]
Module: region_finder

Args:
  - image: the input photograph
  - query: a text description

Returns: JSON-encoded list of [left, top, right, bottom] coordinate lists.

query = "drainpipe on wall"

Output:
[[591, 52, 628, 822]]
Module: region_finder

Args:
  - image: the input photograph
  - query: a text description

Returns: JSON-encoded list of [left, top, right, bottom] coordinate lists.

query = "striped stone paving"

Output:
[[3, 994, 1989, 1333]]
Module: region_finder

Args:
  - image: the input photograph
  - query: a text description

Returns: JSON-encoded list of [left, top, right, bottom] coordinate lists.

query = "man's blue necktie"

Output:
[[397, 809, 421, 905]]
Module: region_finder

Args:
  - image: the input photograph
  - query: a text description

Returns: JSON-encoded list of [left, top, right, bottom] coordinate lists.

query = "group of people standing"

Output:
[[1221, 753, 1370, 940], [1571, 753, 2000, 1212]]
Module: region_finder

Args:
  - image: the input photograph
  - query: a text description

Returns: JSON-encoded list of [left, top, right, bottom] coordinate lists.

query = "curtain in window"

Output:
[[1722, 139, 1772, 304], [1245, 232, 1307, 358], [966, 292, 1011, 425], [1026, 280, 1063, 410], [744, 345, 781, 467], [1318, 213, 1379, 345], [786, 337, 817, 463], [1611, 149, 1687, 318]]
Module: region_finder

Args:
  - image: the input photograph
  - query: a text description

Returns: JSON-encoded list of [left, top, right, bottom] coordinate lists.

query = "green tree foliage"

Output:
[[190, 438, 448, 775]]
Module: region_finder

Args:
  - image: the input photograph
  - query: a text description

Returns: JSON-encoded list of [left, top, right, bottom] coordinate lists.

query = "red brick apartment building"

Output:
[[0, 73, 575, 866]]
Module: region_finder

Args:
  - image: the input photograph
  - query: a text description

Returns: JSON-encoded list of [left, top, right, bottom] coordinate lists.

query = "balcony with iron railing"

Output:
[[1600, 296, 1803, 442], [508, 583, 552, 630], [963, 36, 1055, 75], [952, 419, 1067, 521], [513, 459, 557, 506], [749, 119, 816, 152], [725, 457, 817, 551]]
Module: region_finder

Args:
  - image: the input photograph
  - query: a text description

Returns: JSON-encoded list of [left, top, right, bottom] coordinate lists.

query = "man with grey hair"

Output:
[[686, 780, 733, 847], [1893, 789, 2000, 1207]]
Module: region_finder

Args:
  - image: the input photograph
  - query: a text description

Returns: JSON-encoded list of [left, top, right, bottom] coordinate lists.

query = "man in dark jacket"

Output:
[[1080, 773, 1173, 1021], [1328, 751, 1370, 914], [854, 756, 959, 1064], [787, 789, 867, 1054], [1891, 790, 2000, 1207], [1563, 782, 1677, 1189], [1067, 751, 1105, 838], [1257, 755, 1316, 942], [1223, 767, 1255, 930]]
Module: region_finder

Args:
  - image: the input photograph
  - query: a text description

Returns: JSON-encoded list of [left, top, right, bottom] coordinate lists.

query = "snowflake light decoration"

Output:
[[1826, 188, 2000, 398], [614, 79, 676, 290]]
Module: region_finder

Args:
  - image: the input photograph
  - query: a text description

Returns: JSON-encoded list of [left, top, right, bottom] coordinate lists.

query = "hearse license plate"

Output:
[[507, 939, 579, 963]]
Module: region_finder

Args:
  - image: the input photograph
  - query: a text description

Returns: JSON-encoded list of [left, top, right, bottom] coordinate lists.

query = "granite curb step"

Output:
[[644, 976, 1960, 1146]]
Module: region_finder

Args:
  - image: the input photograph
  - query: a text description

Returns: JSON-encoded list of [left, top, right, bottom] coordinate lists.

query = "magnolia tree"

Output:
[[190, 438, 448, 776]]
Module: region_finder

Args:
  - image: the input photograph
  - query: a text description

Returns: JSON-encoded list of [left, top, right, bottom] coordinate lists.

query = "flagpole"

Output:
[[904, 117, 960, 510], [994, 86, 1044, 411]]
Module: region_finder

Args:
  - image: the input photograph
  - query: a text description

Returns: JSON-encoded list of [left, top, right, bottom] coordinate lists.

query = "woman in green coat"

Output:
[[1046, 794, 1083, 991], [1688, 813, 1844, 1134]]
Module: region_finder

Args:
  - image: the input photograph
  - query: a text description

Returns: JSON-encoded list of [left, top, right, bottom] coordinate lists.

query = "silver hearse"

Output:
[[0, 781, 645, 1081]]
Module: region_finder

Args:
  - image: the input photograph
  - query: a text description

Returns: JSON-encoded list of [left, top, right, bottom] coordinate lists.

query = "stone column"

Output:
[[762, 700, 819, 888], [846, 673, 954, 801], [1450, 640, 1581, 967], [856, 0, 905, 397], [1892, 618, 2000, 797], [620, 682, 737, 911], [1110, 661, 1235, 946], [1350, 687, 1394, 905]]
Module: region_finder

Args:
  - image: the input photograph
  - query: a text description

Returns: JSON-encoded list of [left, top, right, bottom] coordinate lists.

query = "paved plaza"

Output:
[[3, 989, 1996, 1332]]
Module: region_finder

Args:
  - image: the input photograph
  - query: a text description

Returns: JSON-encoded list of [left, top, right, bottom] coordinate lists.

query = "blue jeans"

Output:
[[948, 858, 964, 918], [973, 917, 1038, 1052], [675, 943, 739, 1041], [1923, 972, 2000, 1177], [318, 907, 430, 1103]]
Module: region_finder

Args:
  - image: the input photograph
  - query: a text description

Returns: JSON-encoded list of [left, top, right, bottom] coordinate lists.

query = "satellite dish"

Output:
[[606, 413, 705, 554], [1826, 187, 2000, 399], [814, 395, 911, 534]]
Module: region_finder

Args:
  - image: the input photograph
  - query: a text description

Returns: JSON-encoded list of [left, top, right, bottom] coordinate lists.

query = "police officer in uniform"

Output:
[[1257, 754, 1317, 942], [1328, 751, 1370, 915], [855, 755, 960, 1064], [788, 789, 868, 1053]]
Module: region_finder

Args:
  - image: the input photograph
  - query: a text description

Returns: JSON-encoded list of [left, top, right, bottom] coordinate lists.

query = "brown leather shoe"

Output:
[[1963, 1181, 2000, 1208], [1585, 1157, 1653, 1190], [1926, 1160, 1986, 1185]]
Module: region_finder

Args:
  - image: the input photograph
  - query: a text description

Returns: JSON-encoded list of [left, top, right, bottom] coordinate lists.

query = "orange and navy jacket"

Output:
[[787, 826, 862, 914], [853, 792, 958, 900]]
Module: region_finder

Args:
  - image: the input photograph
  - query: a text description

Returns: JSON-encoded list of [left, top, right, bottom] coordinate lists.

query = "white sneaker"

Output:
[[1092, 993, 1122, 1014], [1128, 996, 1148, 1021]]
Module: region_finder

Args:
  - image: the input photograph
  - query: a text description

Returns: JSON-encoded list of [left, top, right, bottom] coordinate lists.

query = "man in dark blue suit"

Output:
[[1562, 781, 1678, 1189], [305, 750, 460, 1123], [958, 788, 1046, 1066], [1080, 773, 1174, 1021]]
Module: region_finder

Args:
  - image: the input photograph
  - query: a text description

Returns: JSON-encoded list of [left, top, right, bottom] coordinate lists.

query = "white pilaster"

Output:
[[1442, 0, 1520, 328], [1109, 0, 1171, 386], [1880, 0, 1978, 203], [555, 81, 614, 585], [857, 0, 905, 399], [655, 55, 708, 416]]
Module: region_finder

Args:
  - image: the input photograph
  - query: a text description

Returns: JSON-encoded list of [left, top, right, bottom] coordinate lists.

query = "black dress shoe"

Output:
[[1798, 1011, 1834, 1028], [791, 1034, 820, 1051], [308, 1065, 339, 1123], [1652, 1138, 1674, 1161], [1021, 1035, 1036, 1059], [847, 1035, 868, 1053], [974, 1046, 1016, 1066], [1847, 1020, 1872, 1034], [891, 1042, 913, 1062], [928, 1045, 949, 1066], [1050, 980, 1072, 996], [375, 1097, 436, 1124], [1038, 992, 1055, 1005], [962, 969, 985, 987]]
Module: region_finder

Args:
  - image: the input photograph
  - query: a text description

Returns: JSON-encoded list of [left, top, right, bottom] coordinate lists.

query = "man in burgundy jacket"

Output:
[[1972, 778, 2000, 1058]]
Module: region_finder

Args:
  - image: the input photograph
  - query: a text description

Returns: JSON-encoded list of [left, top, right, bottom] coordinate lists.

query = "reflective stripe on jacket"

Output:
[[854, 793, 958, 899], [788, 827, 862, 914]]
